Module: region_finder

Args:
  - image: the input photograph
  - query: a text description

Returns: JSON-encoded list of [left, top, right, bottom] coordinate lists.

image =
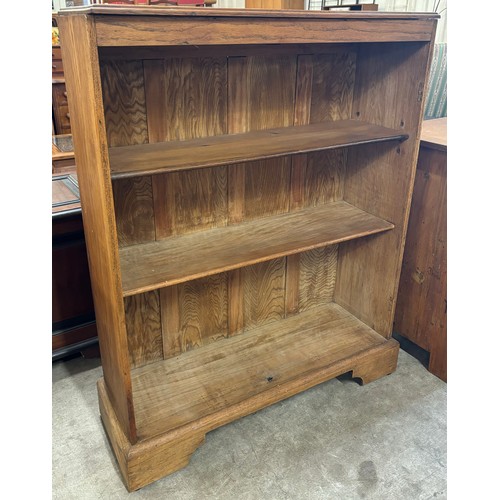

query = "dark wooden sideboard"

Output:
[[52, 136, 98, 360], [394, 118, 447, 381]]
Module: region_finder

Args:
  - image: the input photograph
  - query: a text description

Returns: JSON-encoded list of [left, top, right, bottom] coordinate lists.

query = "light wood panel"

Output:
[[109, 120, 407, 179], [112, 176, 156, 247], [242, 258, 286, 333], [309, 52, 356, 123], [152, 167, 228, 239], [160, 274, 229, 359], [238, 158, 291, 220], [130, 302, 394, 440], [57, 14, 137, 443], [298, 245, 339, 312], [124, 291, 163, 369], [143, 57, 227, 143], [100, 59, 148, 147], [120, 201, 394, 297], [335, 41, 436, 336]]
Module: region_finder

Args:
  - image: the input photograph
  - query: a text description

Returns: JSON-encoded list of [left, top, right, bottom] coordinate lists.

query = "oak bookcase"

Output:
[[58, 6, 437, 491]]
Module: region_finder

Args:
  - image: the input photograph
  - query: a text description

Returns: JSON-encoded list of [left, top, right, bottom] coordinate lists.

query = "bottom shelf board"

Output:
[[131, 303, 389, 441]]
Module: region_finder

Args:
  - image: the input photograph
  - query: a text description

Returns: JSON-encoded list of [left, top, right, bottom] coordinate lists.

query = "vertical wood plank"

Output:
[[160, 286, 180, 359], [227, 54, 296, 334], [101, 59, 155, 249], [293, 54, 313, 126], [100, 59, 149, 147], [124, 291, 163, 369], [160, 274, 229, 358], [302, 149, 346, 207], [285, 253, 301, 316], [58, 14, 137, 443], [309, 52, 356, 123], [242, 157, 291, 220], [144, 57, 228, 142], [227, 57, 249, 225], [298, 246, 339, 312], [113, 176, 156, 247], [335, 41, 436, 336], [145, 57, 230, 352], [153, 166, 227, 239], [242, 258, 286, 332], [228, 269, 245, 336]]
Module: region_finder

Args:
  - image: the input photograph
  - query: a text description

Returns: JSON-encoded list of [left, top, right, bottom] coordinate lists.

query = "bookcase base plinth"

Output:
[[98, 336, 399, 491]]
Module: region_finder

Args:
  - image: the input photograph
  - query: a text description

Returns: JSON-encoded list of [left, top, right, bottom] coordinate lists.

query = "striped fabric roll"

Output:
[[424, 43, 447, 120]]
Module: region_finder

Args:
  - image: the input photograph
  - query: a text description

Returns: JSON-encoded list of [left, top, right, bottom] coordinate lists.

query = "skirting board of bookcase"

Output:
[[98, 328, 399, 491]]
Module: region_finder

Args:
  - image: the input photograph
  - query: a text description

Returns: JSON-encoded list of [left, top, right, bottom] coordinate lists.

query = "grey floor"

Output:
[[52, 348, 446, 499]]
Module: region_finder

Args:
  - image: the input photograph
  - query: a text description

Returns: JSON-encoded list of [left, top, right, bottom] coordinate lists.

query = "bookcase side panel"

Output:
[[335, 40, 436, 337], [58, 14, 138, 443]]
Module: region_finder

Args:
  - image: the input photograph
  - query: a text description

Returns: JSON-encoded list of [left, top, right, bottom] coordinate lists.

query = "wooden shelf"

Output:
[[120, 201, 394, 296], [131, 302, 391, 441], [109, 120, 408, 179]]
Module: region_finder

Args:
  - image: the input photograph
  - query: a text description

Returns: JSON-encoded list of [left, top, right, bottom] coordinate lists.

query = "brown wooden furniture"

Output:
[[52, 165, 99, 360], [58, 6, 437, 491], [52, 17, 72, 135], [394, 117, 447, 381]]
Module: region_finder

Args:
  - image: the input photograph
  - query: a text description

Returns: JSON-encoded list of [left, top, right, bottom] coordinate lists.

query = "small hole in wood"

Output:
[[266, 376, 273, 382]]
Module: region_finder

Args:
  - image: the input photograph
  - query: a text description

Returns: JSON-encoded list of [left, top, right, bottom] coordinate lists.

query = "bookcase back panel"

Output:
[[335, 42, 434, 336], [153, 167, 228, 239], [112, 176, 156, 246], [103, 47, 368, 364], [143, 57, 228, 142], [161, 273, 230, 360], [100, 59, 149, 147], [124, 245, 345, 367], [124, 290, 163, 369]]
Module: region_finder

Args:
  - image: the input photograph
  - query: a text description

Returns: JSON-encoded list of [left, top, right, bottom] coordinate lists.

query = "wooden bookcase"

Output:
[[58, 6, 437, 491]]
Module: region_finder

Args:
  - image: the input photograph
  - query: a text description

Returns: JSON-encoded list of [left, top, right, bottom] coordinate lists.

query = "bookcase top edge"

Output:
[[58, 6, 440, 21]]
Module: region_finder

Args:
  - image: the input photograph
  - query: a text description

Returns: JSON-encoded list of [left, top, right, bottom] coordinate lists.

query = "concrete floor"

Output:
[[52, 348, 446, 499]]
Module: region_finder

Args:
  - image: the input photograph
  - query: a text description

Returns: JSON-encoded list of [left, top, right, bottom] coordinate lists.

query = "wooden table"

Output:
[[394, 118, 447, 381]]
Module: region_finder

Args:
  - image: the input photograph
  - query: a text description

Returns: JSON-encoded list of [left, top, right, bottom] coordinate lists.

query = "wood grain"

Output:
[[239, 158, 291, 220], [301, 149, 346, 207], [335, 41, 436, 336], [143, 57, 227, 143], [130, 302, 394, 440], [98, 378, 205, 492], [298, 246, 338, 312], [109, 120, 407, 179], [119, 201, 394, 296], [160, 274, 229, 359], [112, 176, 156, 247], [309, 52, 356, 123], [242, 258, 286, 332], [124, 291, 163, 369], [394, 131, 447, 381], [57, 14, 137, 442], [152, 167, 228, 239], [92, 15, 437, 47], [100, 59, 148, 147]]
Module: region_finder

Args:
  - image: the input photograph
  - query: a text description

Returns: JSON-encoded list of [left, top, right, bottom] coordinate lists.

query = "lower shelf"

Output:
[[98, 302, 399, 490], [131, 302, 396, 440]]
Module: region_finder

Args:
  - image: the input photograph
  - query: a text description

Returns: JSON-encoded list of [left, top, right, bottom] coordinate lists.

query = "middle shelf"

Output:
[[109, 119, 408, 179], [120, 201, 394, 296]]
